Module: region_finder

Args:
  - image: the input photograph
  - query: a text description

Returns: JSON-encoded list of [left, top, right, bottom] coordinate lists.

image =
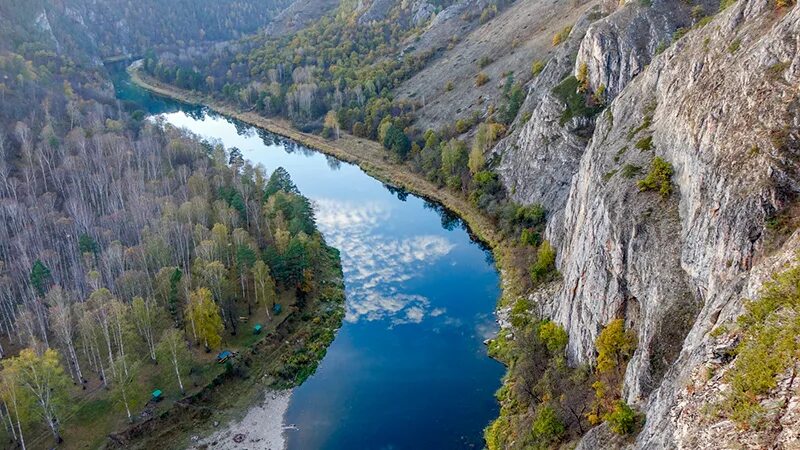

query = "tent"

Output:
[[254, 324, 263, 334], [217, 350, 233, 363]]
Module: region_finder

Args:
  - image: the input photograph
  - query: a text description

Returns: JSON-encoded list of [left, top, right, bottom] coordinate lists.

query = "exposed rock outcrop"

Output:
[[574, 0, 718, 101], [494, 9, 601, 220], [497, 0, 800, 446]]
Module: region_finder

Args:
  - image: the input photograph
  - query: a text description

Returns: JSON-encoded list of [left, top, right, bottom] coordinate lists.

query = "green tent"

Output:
[[152, 389, 163, 401], [254, 324, 263, 334]]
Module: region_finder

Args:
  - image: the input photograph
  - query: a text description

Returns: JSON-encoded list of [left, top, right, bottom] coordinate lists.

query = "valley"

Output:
[[0, 0, 798, 449]]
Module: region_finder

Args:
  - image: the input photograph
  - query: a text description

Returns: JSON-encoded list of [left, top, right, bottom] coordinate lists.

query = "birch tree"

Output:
[[156, 328, 190, 394], [131, 297, 162, 362], [252, 260, 276, 319], [6, 348, 69, 443], [0, 364, 31, 450], [47, 286, 84, 384], [109, 356, 140, 423]]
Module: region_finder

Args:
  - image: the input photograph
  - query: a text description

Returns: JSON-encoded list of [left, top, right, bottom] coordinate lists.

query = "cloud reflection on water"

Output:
[[314, 198, 455, 325]]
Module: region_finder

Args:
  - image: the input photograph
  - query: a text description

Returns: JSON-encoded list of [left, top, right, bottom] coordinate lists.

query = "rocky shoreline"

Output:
[[193, 390, 293, 450]]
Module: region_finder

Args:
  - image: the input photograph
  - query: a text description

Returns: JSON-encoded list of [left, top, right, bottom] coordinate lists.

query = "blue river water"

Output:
[[114, 71, 503, 450]]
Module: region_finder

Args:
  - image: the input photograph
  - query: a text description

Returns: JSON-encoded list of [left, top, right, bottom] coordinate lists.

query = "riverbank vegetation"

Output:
[[485, 305, 640, 449], [0, 30, 344, 448]]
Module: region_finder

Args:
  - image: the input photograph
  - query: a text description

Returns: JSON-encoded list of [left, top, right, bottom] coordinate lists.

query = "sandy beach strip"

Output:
[[192, 389, 293, 450]]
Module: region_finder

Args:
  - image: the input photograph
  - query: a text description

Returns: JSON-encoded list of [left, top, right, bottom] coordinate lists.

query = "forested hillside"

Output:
[[0, 0, 299, 60], [0, 5, 343, 448]]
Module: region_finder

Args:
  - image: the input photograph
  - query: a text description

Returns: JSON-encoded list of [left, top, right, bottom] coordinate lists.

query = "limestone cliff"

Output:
[[496, 0, 800, 447]]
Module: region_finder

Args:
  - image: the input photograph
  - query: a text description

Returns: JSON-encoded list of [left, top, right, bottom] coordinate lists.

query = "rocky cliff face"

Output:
[[496, 0, 800, 446]]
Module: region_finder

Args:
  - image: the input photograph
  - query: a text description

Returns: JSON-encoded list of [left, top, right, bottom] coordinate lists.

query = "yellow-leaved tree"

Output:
[[185, 288, 224, 350]]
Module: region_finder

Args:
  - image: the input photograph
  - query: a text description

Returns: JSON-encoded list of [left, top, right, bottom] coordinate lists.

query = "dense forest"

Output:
[[0, 6, 342, 447], [0, 0, 295, 60]]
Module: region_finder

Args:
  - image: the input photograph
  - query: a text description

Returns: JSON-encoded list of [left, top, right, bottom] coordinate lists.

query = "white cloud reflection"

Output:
[[314, 198, 455, 325]]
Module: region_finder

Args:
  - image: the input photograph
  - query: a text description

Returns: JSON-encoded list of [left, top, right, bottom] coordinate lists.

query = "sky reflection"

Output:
[[315, 198, 456, 325]]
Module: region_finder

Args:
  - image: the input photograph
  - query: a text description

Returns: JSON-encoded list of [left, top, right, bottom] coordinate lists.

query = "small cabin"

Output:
[[253, 324, 263, 335], [151, 389, 163, 402]]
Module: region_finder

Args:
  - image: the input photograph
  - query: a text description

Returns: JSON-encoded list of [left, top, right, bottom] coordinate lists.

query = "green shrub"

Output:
[[720, 0, 737, 10], [531, 59, 545, 76], [589, 319, 638, 425], [672, 27, 689, 43], [520, 228, 541, 246], [728, 38, 741, 53], [487, 332, 513, 361], [515, 204, 546, 227], [478, 56, 493, 68], [577, 62, 589, 92], [637, 157, 673, 198], [627, 114, 653, 139], [382, 124, 411, 160], [593, 84, 607, 105], [445, 80, 454, 91], [531, 404, 566, 443], [613, 147, 627, 163], [767, 61, 790, 80], [484, 414, 510, 450], [455, 118, 472, 134], [709, 324, 728, 338], [476, 72, 490, 86], [695, 16, 713, 28], [621, 164, 641, 178], [510, 298, 532, 328], [552, 76, 601, 125], [635, 135, 653, 151], [606, 400, 638, 435], [530, 240, 557, 284], [539, 321, 568, 354]]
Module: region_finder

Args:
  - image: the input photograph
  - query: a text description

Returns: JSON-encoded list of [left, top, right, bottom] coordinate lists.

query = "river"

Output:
[[114, 69, 503, 449]]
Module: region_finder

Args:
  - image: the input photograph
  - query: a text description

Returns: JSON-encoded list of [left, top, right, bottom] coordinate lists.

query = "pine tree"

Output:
[[29, 260, 51, 297]]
